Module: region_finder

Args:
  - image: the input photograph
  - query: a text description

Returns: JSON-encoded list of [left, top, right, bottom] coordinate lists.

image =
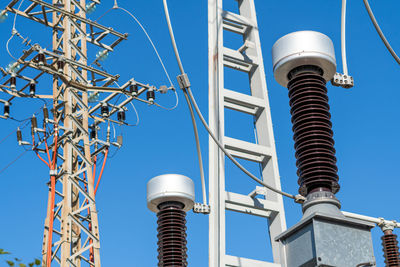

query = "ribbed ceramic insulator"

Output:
[[287, 67, 340, 196], [382, 231, 400, 267], [157, 202, 188, 267]]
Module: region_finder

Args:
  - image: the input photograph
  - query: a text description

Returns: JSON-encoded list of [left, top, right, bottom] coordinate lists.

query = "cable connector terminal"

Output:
[[177, 73, 191, 90], [193, 203, 210, 214], [331, 72, 354, 88], [294, 194, 306, 204]]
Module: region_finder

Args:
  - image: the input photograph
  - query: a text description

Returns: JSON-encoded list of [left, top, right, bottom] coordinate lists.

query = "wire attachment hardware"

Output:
[[177, 73, 191, 90], [331, 72, 354, 88], [193, 202, 210, 214]]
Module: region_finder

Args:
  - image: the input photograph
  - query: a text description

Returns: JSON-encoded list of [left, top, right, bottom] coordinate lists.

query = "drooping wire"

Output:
[[183, 91, 207, 205], [6, 0, 26, 60], [0, 105, 43, 146], [162, 0, 303, 202], [152, 90, 179, 111], [95, 3, 179, 110], [0, 149, 28, 176], [162, 0, 207, 205], [6, 34, 18, 61], [363, 0, 400, 65]]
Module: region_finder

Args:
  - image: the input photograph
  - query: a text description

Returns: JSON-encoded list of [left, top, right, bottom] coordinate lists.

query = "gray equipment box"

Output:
[[276, 212, 376, 267]]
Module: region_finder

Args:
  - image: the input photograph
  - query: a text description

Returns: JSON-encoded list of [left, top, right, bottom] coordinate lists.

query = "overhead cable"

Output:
[[341, 0, 348, 75], [363, 0, 400, 65], [162, 0, 302, 202], [162, 0, 207, 205], [0, 149, 28, 175], [95, 5, 179, 110], [6, 0, 25, 60]]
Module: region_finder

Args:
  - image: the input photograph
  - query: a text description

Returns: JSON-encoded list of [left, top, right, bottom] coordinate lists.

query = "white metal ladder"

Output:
[[208, 0, 287, 266]]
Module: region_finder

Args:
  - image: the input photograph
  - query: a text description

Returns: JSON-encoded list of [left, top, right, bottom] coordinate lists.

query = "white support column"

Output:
[[208, 0, 287, 266]]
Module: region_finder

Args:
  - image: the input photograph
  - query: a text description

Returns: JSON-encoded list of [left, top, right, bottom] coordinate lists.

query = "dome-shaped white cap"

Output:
[[147, 174, 195, 212], [272, 31, 337, 87]]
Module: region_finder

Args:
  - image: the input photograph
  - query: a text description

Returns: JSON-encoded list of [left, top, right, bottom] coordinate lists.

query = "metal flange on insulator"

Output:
[[147, 174, 195, 212], [272, 30, 337, 87]]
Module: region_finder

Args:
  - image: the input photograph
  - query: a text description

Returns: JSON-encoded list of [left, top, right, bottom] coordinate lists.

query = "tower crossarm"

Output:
[[5, 0, 128, 52]]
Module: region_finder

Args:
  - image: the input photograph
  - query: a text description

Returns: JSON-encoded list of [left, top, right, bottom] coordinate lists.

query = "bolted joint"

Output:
[[331, 72, 354, 89], [193, 203, 210, 214], [378, 219, 397, 233]]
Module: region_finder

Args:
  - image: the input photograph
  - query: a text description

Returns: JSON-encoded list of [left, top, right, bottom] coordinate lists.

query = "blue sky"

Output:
[[0, 0, 399, 266]]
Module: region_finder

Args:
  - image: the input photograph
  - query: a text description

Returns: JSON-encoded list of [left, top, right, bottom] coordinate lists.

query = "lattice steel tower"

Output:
[[208, 0, 287, 266], [2, 0, 159, 265]]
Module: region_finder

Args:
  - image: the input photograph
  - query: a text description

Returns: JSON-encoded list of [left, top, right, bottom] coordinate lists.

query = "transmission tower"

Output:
[[208, 0, 287, 266], [1, 0, 168, 266]]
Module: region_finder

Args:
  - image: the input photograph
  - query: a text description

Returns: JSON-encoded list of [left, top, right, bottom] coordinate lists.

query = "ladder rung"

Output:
[[223, 47, 258, 73], [225, 191, 280, 218], [222, 10, 254, 35], [224, 136, 271, 163], [225, 255, 281, 267], [223, 89, 265, 116]]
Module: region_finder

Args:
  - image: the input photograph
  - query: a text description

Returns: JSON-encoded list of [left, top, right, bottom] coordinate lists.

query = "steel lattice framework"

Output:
[[1, 0, 161, 266], [208, 0, 287, 266]]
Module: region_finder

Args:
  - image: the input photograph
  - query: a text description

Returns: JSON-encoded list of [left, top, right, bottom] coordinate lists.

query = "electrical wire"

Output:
[[96, 3, 174, 88], [183, 92, 207, 205], [162, 0, 301, 201], [162, 0, 208, 205], [96, 4, 179, 111], [6, 0, 25, 61], [152, 89, 179, 111], [363, 0, 400, 65], [0, 149, 28, 176], [6, 34, 18, 61], [341, 0, 348, 75], [186, 88, 297, 200], [94, 148, 108, 194]]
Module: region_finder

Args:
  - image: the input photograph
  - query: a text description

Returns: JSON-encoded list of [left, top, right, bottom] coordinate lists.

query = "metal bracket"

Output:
[[331, 72, 354, 88], [248, 186, 268, 198], [193, 203, 210, 214], [177, 73, 191, 90]]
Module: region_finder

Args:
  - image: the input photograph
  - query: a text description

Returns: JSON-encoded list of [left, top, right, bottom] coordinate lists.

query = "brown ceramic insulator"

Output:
[[38, 53, 45, 64], [157, 202, 188, 267], [382, 231, 400, 267], [287, 68, 340, 196]]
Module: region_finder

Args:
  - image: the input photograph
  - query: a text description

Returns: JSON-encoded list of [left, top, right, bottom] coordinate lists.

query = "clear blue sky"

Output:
[[0, 0, 399, 266]]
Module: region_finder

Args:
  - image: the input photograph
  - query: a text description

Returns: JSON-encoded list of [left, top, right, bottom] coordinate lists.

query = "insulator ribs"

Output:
[[287, 68, 340, 196]]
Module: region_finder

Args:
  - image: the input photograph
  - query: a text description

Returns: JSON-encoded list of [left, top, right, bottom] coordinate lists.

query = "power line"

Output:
[[363, 0, 400, 65], [162, 0, 303, 202], [0, 149, 28, 176]]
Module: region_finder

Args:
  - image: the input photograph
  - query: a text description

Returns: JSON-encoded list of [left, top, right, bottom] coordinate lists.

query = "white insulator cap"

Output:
[[272, 31, 337, 87], [147, 174, 195, 213]]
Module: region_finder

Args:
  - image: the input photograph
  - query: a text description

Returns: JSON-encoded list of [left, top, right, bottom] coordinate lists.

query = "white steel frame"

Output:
[[208, 0, 287, 266]]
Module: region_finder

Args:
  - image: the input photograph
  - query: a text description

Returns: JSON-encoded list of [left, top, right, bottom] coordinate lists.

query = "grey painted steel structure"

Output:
[[208, 0, 287, 266]]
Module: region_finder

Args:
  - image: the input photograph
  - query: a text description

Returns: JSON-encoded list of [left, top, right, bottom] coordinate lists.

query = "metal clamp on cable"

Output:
[[49, 169, 57, 176], [193, 202, 210, 214], [331, 72, 354, 88], [177, 73, 191, 90]]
